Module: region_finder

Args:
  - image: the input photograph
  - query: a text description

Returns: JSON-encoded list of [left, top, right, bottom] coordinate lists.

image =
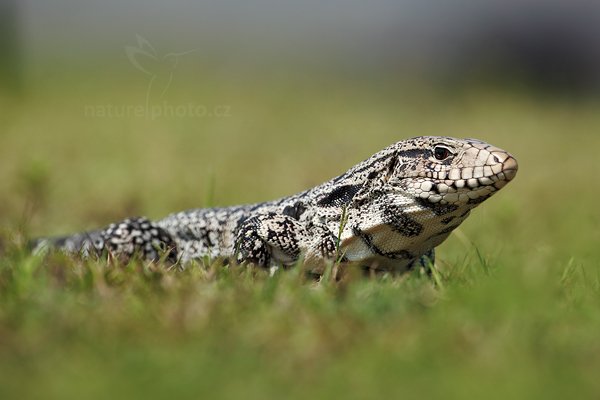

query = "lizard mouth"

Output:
[[438, 153, 519, 189], [442, 155, 517, 190], [418, 155, 518, 204]]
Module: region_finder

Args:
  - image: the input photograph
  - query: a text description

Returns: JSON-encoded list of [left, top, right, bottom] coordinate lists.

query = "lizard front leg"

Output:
[[234, 213, 340, 271], [234, 213, 308, 267]]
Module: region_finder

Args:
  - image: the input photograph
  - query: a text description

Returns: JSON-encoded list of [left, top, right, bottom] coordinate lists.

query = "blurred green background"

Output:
[[1, 1, 600, 399]]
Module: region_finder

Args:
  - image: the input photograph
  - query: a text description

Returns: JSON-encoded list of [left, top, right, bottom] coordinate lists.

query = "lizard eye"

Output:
[[433, 146, 452, 161]]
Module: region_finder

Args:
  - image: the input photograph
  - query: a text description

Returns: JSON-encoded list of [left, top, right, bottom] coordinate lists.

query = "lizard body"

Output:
[[35, 136, 518, 272]]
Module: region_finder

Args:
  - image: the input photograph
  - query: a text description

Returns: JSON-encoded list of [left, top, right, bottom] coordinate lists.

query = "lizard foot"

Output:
[[234, 214, 307, 268]]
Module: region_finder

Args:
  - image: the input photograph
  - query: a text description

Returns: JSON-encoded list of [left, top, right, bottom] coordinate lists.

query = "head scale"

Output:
[[389, 136, 518, 208]]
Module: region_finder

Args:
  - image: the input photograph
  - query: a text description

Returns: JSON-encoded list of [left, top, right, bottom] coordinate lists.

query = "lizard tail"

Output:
[[31, 217, 179, 262], [30, 230, 105, 257]]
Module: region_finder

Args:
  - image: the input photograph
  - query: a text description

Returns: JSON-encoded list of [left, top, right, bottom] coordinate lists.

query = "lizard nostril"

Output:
[[502, 156, 518, 181], [504, 156, 518, 170]]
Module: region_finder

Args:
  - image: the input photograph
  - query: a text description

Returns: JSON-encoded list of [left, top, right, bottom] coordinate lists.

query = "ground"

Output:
[[0, 70, 599, 399]]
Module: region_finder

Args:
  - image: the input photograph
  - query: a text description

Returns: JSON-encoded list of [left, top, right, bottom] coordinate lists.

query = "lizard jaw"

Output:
[[416, 154, 518, 205]]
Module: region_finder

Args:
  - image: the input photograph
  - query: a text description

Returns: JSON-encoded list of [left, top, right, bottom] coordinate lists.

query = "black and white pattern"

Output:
[[34, 136, 518, 273]]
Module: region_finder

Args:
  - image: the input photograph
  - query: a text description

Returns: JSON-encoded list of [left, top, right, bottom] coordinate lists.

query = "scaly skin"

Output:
[[34, 136, 518, 272]]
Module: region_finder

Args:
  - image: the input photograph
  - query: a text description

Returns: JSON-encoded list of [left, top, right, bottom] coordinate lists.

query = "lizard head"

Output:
[[391, 136, 518, 207]]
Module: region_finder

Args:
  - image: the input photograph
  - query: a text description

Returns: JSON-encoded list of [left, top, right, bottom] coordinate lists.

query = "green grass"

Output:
[[1, 69, 600, 399]]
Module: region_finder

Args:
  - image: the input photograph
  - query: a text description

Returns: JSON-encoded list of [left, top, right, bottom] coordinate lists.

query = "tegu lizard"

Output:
[[33, 136, 518, 273]]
